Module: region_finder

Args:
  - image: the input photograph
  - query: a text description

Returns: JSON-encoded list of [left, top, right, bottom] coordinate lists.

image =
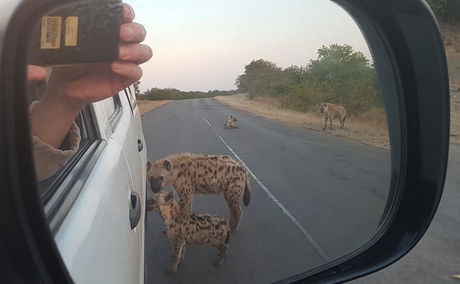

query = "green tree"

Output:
[[235, 44, 383, 114], [236, 59, 283, 98]]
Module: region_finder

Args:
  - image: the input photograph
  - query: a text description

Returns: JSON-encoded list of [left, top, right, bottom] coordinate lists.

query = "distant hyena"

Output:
[[319, 103, 347, 130], [147, 192, 230, 273], [146, 153, 251, 232], [224, 115, 239, 129]]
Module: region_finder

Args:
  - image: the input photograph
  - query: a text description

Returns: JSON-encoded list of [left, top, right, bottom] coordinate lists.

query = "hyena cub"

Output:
[[224, 115, 239, 129], [319, 103, 347, 130], [147, 191, 230, 273], [147, 153, 251, 232]]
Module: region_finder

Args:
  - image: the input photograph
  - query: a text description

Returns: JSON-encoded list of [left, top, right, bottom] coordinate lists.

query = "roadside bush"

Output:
[[236, 44, 383, 114], [139, 88, 237, 101]]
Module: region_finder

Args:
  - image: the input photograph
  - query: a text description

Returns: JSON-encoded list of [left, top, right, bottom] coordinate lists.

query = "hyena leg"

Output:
[[329, 116, 333, 130], [224, 190, 242, 232], [179, 244, 186, 262], [213, 243, 228, 267], [166, 240, 185, 274], [323, 116, 327, 130], [340, 118, 344, 129]]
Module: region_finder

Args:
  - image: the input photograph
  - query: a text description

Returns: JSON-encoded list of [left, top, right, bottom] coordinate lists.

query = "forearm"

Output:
[[30, 84, 84, 149]]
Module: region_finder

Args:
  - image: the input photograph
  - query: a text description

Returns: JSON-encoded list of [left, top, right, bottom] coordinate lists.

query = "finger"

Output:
[[122, 3, 135, 23], [111, 61, 143, 82], [120, 22, 146, 43], [118, 44, 153, 64], [27, 65, 47, 82]]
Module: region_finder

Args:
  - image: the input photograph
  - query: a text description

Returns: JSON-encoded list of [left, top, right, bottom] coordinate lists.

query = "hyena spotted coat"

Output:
[[224, 115, 239, 129], [147, 192, 230, 273], [319, 102, 347, 130], [147, 153, 251, 232]]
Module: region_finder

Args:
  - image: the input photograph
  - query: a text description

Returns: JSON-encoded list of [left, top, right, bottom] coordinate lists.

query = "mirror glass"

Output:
[[24, 0, 391, 282], [136, 0, 391, 282]]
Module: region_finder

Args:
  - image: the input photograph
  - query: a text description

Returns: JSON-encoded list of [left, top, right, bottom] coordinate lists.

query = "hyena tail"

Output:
[[224, 231, 230, 245], [243, 178, 251, 207]]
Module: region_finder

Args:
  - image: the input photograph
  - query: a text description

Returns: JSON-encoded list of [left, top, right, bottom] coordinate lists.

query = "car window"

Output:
[[105, 95, 123, 131], [36, 106, 97, 200], [125, 85, 137, 112], [26, 77, 104, 230], [101, 96, 116, 118]]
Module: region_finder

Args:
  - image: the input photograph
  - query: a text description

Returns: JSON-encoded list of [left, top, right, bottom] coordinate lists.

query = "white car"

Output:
[[40, 86, 147, 283], [52, 86, 147, 283]]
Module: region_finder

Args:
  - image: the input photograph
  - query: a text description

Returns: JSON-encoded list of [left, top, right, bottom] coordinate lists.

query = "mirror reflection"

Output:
[[26, 0, 391, 283]]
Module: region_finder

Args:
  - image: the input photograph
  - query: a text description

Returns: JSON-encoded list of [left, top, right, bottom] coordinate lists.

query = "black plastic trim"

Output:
[[108, 94, 123, 133], [124, 88, 135, 113], [39, 105, 99, 203], [0, 0, 79, 282]]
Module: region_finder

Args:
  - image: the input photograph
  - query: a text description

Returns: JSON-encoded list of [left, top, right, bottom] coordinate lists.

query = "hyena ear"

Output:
[[163, 159, 173, 171], [146, 160, 153, 172], [165, 192, 174, 203]]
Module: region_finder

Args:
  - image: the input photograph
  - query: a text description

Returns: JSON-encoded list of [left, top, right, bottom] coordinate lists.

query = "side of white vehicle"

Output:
[[52, 86, 147, 284]]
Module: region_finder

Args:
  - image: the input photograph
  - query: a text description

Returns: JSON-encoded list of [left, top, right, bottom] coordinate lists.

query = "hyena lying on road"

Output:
[[147, 153, 251, 232], [319, 102, 347, 130], [147, 191, 230, 273], [224, 115, 239, 129]]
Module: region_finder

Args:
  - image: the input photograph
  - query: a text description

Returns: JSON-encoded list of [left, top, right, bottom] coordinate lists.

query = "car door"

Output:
[[53, 94, 144, 284], [118, 85, 147, 201]]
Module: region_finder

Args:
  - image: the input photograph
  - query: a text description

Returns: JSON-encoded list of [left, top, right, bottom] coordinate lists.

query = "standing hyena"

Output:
[[146, 153, 251, 232], [147, 191, 230, 273], [224, 115, 239, 129], [319, 103, 347, 130]]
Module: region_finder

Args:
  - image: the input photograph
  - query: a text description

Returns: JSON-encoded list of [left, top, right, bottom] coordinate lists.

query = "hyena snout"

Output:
[[149, 176, 164, 193]]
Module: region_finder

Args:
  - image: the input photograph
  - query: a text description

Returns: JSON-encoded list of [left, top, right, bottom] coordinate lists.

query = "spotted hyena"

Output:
[[146, 153, 251, 232], [319, 102, 347, 130], [224, 115, 239, 129], [147, 191, 230, 273]]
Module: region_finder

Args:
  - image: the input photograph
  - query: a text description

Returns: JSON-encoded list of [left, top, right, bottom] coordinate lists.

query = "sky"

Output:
[[126, 0, 371, 92]]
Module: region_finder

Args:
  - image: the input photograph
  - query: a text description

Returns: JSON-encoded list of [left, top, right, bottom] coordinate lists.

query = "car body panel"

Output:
[[54, 92, 145, 284]]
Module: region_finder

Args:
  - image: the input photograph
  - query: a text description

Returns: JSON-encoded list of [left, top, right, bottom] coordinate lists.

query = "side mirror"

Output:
[[0, 0, 449, 283]]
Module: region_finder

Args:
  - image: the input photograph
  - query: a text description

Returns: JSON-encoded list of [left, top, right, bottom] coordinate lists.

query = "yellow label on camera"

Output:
[[65, 16, 79, 47], [40, 16, 62, 49]]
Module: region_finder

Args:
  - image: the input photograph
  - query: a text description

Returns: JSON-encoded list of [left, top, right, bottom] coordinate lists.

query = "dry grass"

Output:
[[215, 94, 389, 149], [451, 92, 460, 143], [440, 23, 460, 144], [137, 99, 172, 115]]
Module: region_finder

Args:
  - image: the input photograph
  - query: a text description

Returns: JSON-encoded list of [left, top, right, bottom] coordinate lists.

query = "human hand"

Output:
[[44, 3, 152, 105], [27, 3, 152, 102], [30, 3, 152, 148]]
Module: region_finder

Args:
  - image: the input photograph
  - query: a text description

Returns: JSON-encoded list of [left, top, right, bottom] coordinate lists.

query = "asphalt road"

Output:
[[142, 98, 391, 283]]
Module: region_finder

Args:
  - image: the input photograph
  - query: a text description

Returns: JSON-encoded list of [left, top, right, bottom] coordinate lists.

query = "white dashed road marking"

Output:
[[203, 116, 330, 260]]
